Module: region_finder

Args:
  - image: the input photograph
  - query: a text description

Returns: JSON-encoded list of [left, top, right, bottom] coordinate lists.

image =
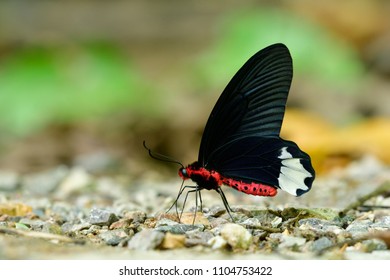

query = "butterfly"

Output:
[[145, 43, 315, 221]]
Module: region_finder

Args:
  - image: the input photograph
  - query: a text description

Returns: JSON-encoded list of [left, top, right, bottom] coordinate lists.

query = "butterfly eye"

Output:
[[179, 168, 189, 178]]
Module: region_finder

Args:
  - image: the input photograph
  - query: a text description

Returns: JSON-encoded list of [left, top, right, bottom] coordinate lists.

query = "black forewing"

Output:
[[207, 136, 315, 196], [198, 43, 293, 166]]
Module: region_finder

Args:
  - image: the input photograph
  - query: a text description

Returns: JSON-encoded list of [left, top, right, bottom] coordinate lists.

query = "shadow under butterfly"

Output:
[[144, 43, 315, 223]]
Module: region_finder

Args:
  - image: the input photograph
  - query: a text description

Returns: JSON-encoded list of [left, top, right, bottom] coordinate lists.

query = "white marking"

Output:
[[278, 147, 312, 196]]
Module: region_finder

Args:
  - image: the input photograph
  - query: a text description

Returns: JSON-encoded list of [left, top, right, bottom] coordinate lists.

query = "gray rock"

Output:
[[346, 220, 372, 238], [80, 225, 101, 235], [155, 224, 204, 234], [269, 233, 306, 249], [208, 236, 228, 250], [18, 218, 45, 230], [206, 206, 226, 218], [23, 166, 69, 195], [240, 218, 261, 227], [99, 229, 129, 246], [42, 222, 63, 235], [371, 216, 390, 229], [185, 230, 214, 247], [128, 229, 165, 250], [299, 218, 345, 235], [89, 208, 118, 226], [155, 218, 179, 227], [362, 239, 388, 252], [55, 167, 92, 198], [0, 170, 19, 191], [311, 237, 334, 252], [220, 223, 253, 250], [61, 221, 91, 234]]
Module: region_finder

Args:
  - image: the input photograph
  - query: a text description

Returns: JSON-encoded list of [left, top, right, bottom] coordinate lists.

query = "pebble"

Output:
[[0, 170, 19, 191], [208, 236, 228, 250], [361, 239, 388, 252], [180, 212, 210, 226], [206, 206, 226, 218], [89, 208, 118, 226], [185, 230, 214, 247], [346, 220, 372, 238], [23, 166, 68, 195], [18, 218, 45, 230], [311, 237, 334, 252], [269, 233, 306, 249], [220, 223, 253, 250], [371, 216, 390, 229], [160, 232, 185, 249], [55, 167, 92, 198], [61, 221, 91, 234], [42, 222, 63, 235], [155, 224, 204, 234], [299, 218, 345, 235], [99, 229, 130, 246], [127, 229, 165, 250]]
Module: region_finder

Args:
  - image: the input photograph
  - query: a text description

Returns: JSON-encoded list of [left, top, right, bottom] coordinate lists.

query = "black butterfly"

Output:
[[145, 43, 315, 220]]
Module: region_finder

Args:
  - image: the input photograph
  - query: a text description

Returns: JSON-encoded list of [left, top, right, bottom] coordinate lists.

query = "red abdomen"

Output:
[[221, 177, 277, 197]]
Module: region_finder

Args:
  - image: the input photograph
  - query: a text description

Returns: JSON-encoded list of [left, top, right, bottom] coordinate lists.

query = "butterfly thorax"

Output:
[[179, 162, 278, 196], [179, 162, 222, 190]]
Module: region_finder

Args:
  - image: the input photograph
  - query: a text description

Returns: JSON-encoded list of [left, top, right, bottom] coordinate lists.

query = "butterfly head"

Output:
[[178, 167, 189, 180]]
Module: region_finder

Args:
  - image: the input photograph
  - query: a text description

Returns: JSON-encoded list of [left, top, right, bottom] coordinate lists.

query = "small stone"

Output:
[[18, 218, 45, 230], [23, 166, 68, 195], [0, 202, 32, 216], [0, 170, 19, 191], [180, 212, 210, 226], [61, 221, 90, 234], [271, 217, 283, 228], [207, 206, 226, 218], [371, 216, 390, 229], [55, 167, 92, 197], [155, 224, 204, 234], [220, 223, 252, 250], [277, 235, 306, 249], [99, 229, 129, 246], [160, 232, 185, 249], [124, 211, 147, 224], [42, 222, 63, 235], [240, 218, 261, 227], [128, 229, 165, 250], [155, 218, 179, 227], [361, 239, 387, 252], [299, 218, 344, 235], [209, 217, 229, 228], [89, 208, 118, 226], [208, 236, 228, 250], [311, 237, 334, 252], [185, 230, 214, 247], [346, 220, 372, 238]]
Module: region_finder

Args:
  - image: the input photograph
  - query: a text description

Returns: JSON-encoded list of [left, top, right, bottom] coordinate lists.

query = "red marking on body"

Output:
[[221, 177, 277, 197], [179, 162, 277, 196]]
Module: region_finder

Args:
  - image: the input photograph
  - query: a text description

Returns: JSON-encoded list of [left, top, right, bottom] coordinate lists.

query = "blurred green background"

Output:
[[1, 0, 390, 175]]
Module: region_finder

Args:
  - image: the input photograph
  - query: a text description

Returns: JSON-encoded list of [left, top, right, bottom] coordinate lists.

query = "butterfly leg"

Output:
[[166, 180, 186, 218], [216, 187, 235, 222], [181, 186, 203, 224]]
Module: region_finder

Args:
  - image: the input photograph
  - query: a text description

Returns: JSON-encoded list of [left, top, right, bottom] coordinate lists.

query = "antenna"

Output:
[[143, 141, 184, 168]]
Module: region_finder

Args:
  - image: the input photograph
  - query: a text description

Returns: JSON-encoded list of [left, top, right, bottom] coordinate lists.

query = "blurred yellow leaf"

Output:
[[282, 110, 390, 173]]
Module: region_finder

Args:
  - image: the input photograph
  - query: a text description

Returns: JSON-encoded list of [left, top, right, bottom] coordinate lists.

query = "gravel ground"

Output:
[[1, 155, 390, 260]]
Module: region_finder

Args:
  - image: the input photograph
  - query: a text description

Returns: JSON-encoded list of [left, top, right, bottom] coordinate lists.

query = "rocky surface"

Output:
[[1, 156, 390, 260]]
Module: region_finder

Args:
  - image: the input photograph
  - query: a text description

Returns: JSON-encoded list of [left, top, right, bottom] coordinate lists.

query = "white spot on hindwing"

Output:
[[277, 147, 312, 196]]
